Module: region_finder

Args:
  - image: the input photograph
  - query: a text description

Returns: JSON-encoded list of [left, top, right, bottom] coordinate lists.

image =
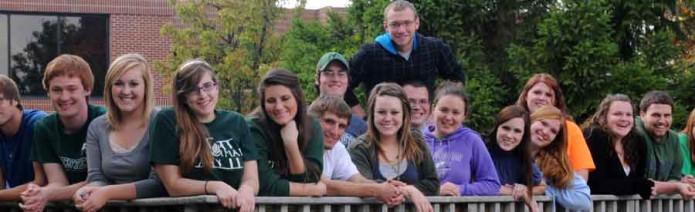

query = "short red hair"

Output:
[[42, 54, 94, 91]]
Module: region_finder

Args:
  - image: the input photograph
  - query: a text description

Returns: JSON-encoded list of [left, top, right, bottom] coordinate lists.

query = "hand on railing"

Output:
[[235, 184, 256, 212], [439, 182, 460, 196], [375, 180, 404, 206], [74, 186, 108, 212], [208, 181, 239, 209], [676, 182, 695, 200], [312, 181, 327, 197], [18, 183, 48, 212], [403, 185, 433, 212]]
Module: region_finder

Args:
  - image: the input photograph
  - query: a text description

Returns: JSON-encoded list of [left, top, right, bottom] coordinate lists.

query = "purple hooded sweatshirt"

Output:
[[424, 125, 501, 196]]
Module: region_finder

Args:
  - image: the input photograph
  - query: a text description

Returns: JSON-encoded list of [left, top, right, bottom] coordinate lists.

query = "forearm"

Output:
[[324, 179, 376, 197], [164, 177, 211, 197], [100, 184, 136, 200], [654, 181, 683, 195], [284, 142, 306, 174], [288, 182, 322, 196], [0, 183, 29, 201], [498, 186, 513, 195], [44, 181, 87, 201], [576, 169, 589, 182], [532, 185, 546, 195]]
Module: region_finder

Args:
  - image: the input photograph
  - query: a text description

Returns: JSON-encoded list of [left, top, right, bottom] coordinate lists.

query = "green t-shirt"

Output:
[[635, 117, 683, 181], [149, 108, 258, 188], [248, 117, 324, 196], [33, 104, 107, 184]]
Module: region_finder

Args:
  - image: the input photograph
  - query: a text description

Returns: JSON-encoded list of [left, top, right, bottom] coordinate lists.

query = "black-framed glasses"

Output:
[[188, 82, 217, 94]]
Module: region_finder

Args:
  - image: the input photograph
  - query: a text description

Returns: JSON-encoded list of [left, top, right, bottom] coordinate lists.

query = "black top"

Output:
[[585, 125, 654, 199], [345, 33, 465, 106]]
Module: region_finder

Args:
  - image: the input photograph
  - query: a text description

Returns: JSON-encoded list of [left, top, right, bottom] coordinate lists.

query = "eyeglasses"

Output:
[[188, 82, 217, 94], [388, 20, 415, 29], [408, 98, 429, 106], [321, 71, 348, 78]]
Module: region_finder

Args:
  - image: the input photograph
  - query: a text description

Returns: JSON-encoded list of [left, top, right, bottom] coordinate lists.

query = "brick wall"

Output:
[[1, 1, 343, 111], [1, 0, 175, 110]]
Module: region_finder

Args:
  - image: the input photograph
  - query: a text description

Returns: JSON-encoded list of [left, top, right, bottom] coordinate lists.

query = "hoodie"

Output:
[[424, 125, 501, 196], [374, 32, 418, 57]]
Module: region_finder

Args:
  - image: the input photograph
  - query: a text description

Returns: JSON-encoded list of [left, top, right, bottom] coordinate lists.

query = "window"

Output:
[[0, 15, 7, 76], [1, 13, 108, 96]]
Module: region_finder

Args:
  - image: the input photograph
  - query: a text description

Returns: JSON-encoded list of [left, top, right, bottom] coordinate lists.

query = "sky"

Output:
[[280, 0, 351, 9]]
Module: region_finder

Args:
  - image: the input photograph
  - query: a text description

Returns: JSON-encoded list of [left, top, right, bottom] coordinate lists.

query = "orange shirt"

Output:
[[566, 120, 595, 171]]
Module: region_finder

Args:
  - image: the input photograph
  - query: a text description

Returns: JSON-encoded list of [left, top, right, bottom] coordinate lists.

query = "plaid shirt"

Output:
[[345, 33, 466, 106]]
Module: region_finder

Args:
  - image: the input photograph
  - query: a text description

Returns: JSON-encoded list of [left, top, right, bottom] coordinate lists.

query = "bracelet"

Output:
[[204, 180, 209, 195]]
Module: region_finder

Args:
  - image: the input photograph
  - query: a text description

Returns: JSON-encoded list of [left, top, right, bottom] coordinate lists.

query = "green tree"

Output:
[[280, 10, 361, 101], [155, 0, 282, 113]]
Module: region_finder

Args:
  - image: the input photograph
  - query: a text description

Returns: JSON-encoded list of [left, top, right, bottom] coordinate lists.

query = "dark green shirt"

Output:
[[33, 105, 107, 184], [248, 117, 324, 196], [635, 117, 683, 181], [149, 108, 258, 188]]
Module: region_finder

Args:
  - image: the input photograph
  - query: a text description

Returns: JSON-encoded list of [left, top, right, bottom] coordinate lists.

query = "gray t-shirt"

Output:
[[85, 112, 166, 198]]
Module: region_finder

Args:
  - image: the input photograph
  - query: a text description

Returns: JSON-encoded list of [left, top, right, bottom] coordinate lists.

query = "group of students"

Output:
[[0, 52, 693, 212], [2, 1, 695, 212]]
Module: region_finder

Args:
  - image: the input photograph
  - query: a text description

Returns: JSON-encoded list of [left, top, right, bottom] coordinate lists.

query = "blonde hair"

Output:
[[104, 54, 154, 130]]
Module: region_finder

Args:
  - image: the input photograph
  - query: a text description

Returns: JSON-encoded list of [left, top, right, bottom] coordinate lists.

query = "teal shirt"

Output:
[[635, 117, 683, 181], [679, 133, 695, 176]]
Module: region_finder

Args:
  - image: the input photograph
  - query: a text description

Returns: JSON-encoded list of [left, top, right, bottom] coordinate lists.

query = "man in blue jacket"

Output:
[[0, 75, 47, 201], [345, 0, 465, 117]]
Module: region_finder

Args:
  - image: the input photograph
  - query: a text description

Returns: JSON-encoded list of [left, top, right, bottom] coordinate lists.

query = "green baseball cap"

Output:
[[316, 52, 349, 73]]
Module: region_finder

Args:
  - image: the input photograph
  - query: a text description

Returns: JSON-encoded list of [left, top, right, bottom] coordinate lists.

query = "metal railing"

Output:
[[0, 195, 692, 212]]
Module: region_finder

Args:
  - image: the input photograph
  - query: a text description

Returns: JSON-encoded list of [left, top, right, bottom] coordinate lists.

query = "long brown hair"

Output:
[[682, 108, 695, 166], [249, 69, 315, 176], [365, 83, 423, 163], [487, 105, 533, 198], [531, 105, 572, 188], [173, 59, 218, 174], [516, 73, 570, 116], [583, 94, 640, 170]]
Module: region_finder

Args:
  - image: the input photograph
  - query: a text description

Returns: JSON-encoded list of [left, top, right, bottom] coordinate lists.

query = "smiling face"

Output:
[[403, 85, 430, 128], [640, 103, 672, 139], [48, 75, 91, 119], [319, 111, 349, 150], [496, 117, 525, 151], [0, 93, 19, 127], [184, 73, 218, 122], [264, 85, 298, 126], [111, 66, 146, 114], [433, 95, 466, 137], [373, 95, 404, 138], [605, 101, 634, 138], [525, 82, 555, 114], [317, 62, 349, 98], [530, 118, 562, 149], [384, 8, 420, 51]]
